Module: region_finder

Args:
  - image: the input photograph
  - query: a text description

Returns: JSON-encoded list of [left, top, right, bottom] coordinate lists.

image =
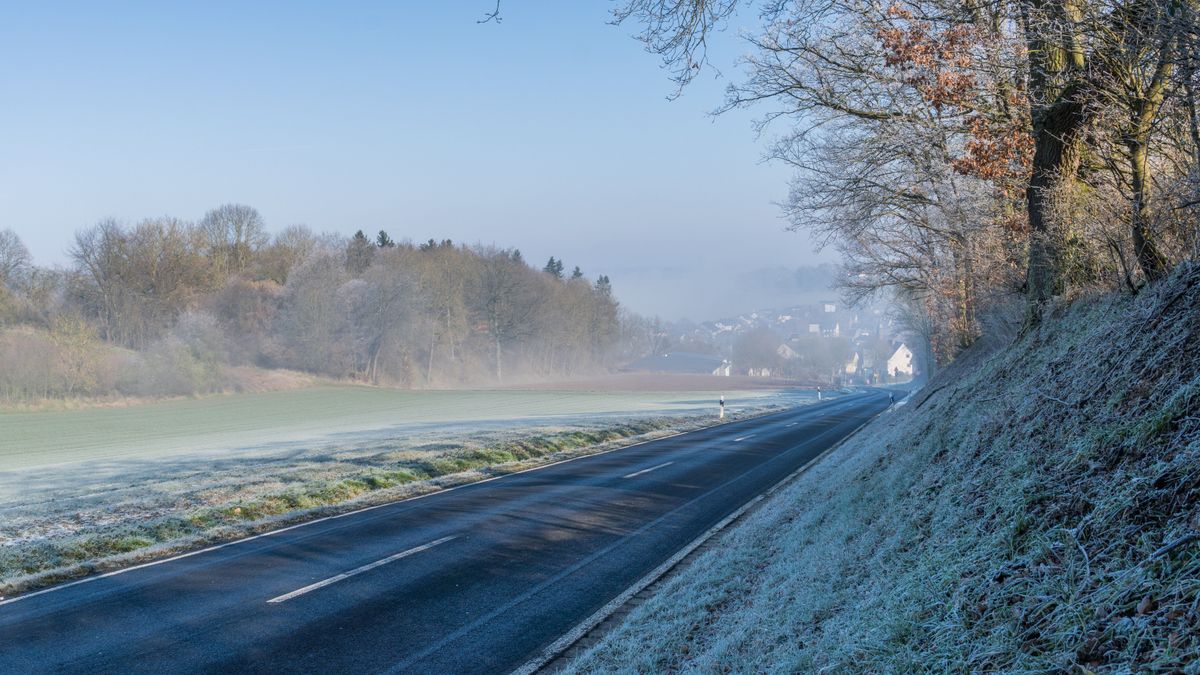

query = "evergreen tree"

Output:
[[596, 274, 612, 297], [376, 230, 395, 248], [571, 266, 583, 280], [543, 256, 564, 279], [345, 230, 374, 274]]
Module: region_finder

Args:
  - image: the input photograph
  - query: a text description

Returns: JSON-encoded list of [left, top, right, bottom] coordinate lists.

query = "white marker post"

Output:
[[719, 395, 725, 420], [817, 386, 822, 401]]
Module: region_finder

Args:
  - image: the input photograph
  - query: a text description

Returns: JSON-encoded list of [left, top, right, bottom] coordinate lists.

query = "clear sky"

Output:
[[0, 1, 829, 319]]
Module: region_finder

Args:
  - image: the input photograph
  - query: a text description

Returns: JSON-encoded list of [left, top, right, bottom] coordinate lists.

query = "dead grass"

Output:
[[0, 366, 321, 413], [567, 262, 1200, 673]]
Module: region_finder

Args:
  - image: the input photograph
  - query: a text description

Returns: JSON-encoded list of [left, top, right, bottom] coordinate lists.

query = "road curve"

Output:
[[0, 390, 891, 674]]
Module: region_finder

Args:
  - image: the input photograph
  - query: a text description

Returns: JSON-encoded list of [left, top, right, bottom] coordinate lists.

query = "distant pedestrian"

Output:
[[889, 393, 895, 404]]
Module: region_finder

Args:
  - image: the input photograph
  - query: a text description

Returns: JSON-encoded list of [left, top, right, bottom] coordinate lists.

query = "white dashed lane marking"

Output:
[[623, 462, 674, 479], [267, 536, 457, 604]]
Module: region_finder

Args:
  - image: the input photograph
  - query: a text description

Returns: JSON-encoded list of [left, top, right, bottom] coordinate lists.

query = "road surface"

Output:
[[0, 390, 891, 674]]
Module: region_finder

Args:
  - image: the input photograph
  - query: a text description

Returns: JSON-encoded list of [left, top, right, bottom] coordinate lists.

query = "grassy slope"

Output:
[[0, 387, 774, 470], [568, 264, 1200, 673]]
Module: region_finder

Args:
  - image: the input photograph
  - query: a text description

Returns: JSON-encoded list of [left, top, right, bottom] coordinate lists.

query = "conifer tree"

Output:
[[543, 256, 564, 279], [345, 230, 375, 275]]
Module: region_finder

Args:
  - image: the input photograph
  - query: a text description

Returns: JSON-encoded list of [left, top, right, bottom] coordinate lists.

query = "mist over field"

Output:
[[610, 264, 842, 320]]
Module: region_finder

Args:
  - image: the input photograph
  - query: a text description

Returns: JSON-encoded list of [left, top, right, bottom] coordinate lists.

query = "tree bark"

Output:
[[1025, 94, 1088, 321], [495, 334, 503, 382], [1022, 0, 1088, 325], [426, 329, 437, 384], [1128, 139, 1169, 282]]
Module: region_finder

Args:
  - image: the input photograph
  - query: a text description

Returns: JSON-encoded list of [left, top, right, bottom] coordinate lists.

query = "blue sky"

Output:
[[0, 1, 828, 319]]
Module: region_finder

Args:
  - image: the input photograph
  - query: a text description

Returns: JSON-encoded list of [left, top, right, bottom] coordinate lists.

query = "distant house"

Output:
[[888, 343, 915, 378], [844, 351, 861, 375], [627, 352, 731, 376], [776, 343, 799, 361]]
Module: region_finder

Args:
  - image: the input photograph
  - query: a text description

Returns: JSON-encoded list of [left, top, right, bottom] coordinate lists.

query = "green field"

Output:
[[0, 386, 781, 471]]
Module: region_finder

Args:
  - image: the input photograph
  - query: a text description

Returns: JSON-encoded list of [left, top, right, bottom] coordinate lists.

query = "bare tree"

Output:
[[70, 219, 129, 344], [415, 241, 471, 384], [613, 0, 739, 96], [1091, 0, 1181, 282], [0, 229, 31, 288], [271, 252, 353, 375], [349, 250, 419, 384], [199, 204, 268, 279], [258, 224, 319, 284], [470, 248, 539, 381]]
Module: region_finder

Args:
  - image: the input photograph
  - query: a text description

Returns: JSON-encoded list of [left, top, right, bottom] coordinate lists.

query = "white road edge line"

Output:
[[622, 462, 673, 479], [734, 434, 755, 442], [509, 407, 884, 675], [267, 536, 456, 604]]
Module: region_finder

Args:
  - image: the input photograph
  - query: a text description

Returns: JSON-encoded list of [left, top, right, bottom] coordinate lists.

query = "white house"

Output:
[[844, 351, 861, 375], [887, 343, 915, 378]]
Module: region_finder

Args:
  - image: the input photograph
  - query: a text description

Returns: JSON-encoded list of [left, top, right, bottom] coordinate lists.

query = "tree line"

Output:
[[0, 206, 644, 402], [618, 0, 1200, 368]]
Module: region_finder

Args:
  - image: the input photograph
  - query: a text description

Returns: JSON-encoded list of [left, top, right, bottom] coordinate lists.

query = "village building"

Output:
[[888, 343, 914, 379]]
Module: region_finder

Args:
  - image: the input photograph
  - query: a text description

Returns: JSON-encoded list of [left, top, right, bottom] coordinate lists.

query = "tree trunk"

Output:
[[1128, 139, 1169, 283], [952, 232, 977, 349], [495, 334, 503, 382], [1025, 95, 1087, 323], [1022, 0, 1088, 325], [1187, 56, 1200, 241], [1188, 65, 1200, 258], [426, 329, 437, 384]]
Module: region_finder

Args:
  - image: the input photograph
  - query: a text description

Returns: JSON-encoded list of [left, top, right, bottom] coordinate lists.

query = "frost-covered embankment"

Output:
[[568, 264, 1200, 672]]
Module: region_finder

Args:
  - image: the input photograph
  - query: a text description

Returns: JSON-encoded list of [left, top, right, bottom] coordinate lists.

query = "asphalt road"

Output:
[[0, 390, 892, 674]]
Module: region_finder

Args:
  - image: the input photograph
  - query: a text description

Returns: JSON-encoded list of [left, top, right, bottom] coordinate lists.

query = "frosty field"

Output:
[[0, 386, 784, 471], [0, 385, 811, 595]]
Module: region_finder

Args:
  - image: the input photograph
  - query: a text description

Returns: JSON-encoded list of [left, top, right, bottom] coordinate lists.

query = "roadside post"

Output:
[[817, 386, 822, 401], [719, 395, 725, 420]]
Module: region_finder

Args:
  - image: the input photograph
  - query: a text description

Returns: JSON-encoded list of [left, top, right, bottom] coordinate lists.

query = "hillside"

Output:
[[566, 264, 1200, 672]]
